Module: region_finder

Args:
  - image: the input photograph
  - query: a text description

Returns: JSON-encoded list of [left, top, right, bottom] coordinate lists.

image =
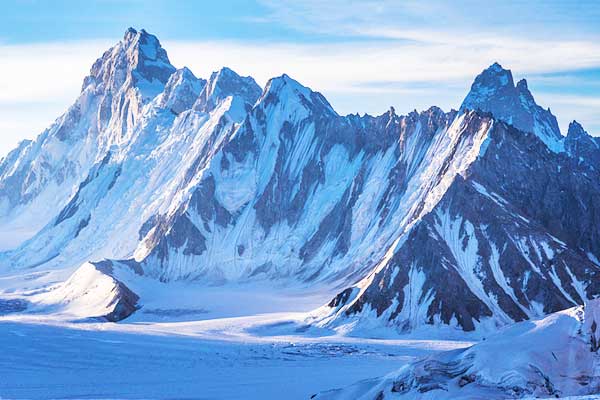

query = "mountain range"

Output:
[[1, 28, 600, 335]]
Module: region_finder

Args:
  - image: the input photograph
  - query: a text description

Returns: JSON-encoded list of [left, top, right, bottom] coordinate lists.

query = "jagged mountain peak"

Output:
[[516, 77, 528, 90], [565, 120, 600, 157], [567, 120, 587, 138], [260, 73, 337, 116], [477, 62, 513, 87], [121, 27, 170, 68], [4, 28, 600, 343], [209, 66, 259, 93], [193, 66, 261, 113], [461, 62, 515, 111], [123, 27, 140, 40], [515, 78, 536, 105], [461, 63, 563, 151], [0, 28, 180, 236], [401, 106, 448, 128], [422, 105, 446, 118], [477, 61, 510, 81], [83, 27, 175, 100], [488, 61, 505, 72], [383, 106, 399, 125], [158, 67, 206, 114], [173, 66, 197, 80], [265, 73, 313, 96]]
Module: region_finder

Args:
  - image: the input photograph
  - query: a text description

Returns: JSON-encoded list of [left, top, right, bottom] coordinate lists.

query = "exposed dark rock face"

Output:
[[316, 65, 600, 333], [102, 280, 140, 322], [91, 261, 140, 322], [461, 62, 562, 150], [20, 260, 142, 322], [329, 149, 600, 331], [75, 260, 140, 322], [137, 74, 463, 282]]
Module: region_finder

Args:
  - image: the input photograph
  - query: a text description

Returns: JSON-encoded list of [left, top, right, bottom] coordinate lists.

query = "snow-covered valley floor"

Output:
[[0, 284, 473, 400]]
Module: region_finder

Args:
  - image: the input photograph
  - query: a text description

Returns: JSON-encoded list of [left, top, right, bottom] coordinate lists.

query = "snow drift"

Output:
[[31, 261, 139, 321], [315, 299, 600, 399]]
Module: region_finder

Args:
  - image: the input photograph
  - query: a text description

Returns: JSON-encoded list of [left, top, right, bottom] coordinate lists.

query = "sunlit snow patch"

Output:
[[315, 299, 600, 399], [30, 261, 139, 321]]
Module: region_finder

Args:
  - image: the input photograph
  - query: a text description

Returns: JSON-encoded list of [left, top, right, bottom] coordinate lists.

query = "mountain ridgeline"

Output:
[[1, 28, 599, 332]]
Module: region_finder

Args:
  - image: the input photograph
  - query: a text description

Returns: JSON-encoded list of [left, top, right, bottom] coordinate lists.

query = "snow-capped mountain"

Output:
[[0, 29, 599, 333], [0, 29, 261, 272], [133, 76, 466, 283], [314, 66, 600, 334], [461, 62, 564, 151], [0, 28, 176, 249]]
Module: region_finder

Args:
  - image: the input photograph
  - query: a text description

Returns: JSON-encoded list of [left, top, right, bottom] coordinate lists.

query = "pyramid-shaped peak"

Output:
[[121, 27, 169, 64], [214, 66, 244, 79], [460, 64, 515, 113], [209, 67, 259, 89], [472, 62, 514, 91], [567, 120, 587, 137], [488, 62, 507, 73], [83, 28, 175, 99], [208, 67, 261, 100], [460, 63, 563, 150], [261, 73, 336, 115], [266, 73, 310, 95], [172, 66, 199, 82], [516, 78, 528, 90]]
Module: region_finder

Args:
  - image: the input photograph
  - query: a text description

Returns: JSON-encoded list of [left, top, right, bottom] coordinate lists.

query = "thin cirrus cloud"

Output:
[[0, 40, 111, 157], [256, 0, 600, 42], [2, 14, 600, 157], [165, 37, 600, 134], [250, 0, 600, 134]]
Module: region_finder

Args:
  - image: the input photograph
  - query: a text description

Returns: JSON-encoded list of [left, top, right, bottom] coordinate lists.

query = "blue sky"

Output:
[[1, 0, 599, 156]]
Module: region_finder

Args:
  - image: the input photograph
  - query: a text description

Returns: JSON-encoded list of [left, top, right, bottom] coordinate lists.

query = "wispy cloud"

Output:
[[545, 94, 600, 108], [256, 0, 600, 42], [0, 40, 111, 156], [0, 40, 111, 103], [165, 38, 600, 91], [535, 93, 600, 134], [2, 7, 600, 157]]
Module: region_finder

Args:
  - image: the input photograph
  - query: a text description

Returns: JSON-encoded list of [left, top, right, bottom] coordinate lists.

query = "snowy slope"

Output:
[[27, 261, 139, 321], [315, 299, 600, 399], [0, 310, 473, 400], [135, 77, 462, 282], [0, 28, 175, 250], [0, 35, 261, 272]]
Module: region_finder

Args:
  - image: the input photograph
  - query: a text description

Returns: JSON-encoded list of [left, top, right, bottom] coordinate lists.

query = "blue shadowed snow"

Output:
[[0, 320, 470, 399]]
